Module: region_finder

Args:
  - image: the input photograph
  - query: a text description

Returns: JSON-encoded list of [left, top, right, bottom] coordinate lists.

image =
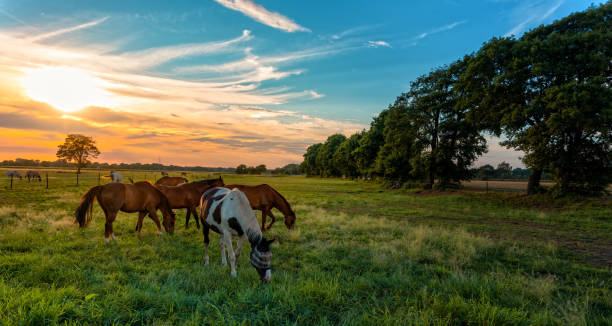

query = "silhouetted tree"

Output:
[[56, 134, 100, 174]]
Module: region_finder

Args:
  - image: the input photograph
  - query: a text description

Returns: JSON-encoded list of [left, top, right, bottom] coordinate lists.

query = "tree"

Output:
[[461, 3, 612, 195], [332, 132, 364, 178], [354, 110, 389, 177], [56, 134, 100, 174], [300, 143, 322, 176], [236, 164, 247, 174], [403, 60, 487, 188], [496, 162, 512, 179], [315, 134, 347, 177], [255, 164, 267, 174], [477, 164, 495, 180]]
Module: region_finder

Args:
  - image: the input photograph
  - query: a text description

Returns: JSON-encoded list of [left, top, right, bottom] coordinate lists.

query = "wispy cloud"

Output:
[[213, 0, 309, 33], [417, 20, 467, 40], [27, 17, 109, 42], [505, 0, 563, 37], [0, 8, 36, 29], [367, 40, 391, 48]]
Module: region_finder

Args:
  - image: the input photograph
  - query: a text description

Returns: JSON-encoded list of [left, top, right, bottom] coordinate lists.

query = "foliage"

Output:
[[460, 3, 612, 195], [332, 132, 364, 178], [353, 110, 388, 177], [235, 164, 267, 174], [315, 134, 347, 177], [55, 134, 100, 174], [271, 163, 300, 175], [299, 143, 322, 176]]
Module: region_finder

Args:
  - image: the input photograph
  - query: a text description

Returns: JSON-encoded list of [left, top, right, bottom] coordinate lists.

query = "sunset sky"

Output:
[[0, 0, 595, 168]]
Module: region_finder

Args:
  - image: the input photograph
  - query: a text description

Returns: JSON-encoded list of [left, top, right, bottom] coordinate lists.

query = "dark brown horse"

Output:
[[155, 176, 188, 186], [224, 184, 295, 231], [26, 170, 41, 182], [75, 181, 176, 242], [138, 177, 224, 231]]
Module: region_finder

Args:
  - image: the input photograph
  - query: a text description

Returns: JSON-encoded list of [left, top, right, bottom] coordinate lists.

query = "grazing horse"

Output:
[[224, 184, 296, 231], [110, 171, 123, 182], [75, 181, 176, 243], [5, 170, 22, 180], [136, 177, 224, 231], [26, 170, 42, 182], [155, 176, 188, 186], [200, 187, 274, 282]]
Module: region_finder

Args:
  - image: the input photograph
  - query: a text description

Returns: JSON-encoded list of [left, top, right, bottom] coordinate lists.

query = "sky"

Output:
[[0, 0, 598, 168]]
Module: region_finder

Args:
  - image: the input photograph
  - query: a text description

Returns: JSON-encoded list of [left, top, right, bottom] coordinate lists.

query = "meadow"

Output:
[[0, 171, 610, 325]]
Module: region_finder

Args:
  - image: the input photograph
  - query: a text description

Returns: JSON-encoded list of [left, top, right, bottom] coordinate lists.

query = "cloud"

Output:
[[213, 0, 309, 32], [416, 20, 467, 40], [27, 17, 109, 42], [505, 1, 563, 37], [367, 40, 391, 48]]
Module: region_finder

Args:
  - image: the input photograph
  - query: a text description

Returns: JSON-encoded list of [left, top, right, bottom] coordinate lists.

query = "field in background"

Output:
[[0, 174, 610, 324]]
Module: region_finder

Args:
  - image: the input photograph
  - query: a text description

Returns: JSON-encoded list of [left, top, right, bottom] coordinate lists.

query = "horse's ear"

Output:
[[266, 238, 275, 245]]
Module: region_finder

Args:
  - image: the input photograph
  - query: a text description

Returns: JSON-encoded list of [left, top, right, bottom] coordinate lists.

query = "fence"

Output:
[[2, 169, 220, 190]]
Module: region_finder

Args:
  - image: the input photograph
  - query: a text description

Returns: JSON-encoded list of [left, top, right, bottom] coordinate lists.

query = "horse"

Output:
[[161, 171, 169, 177], [200, 187, 274, 282], [155, 176, 188, 186], [110, 171, 123, 182], [5, 170, 22, 180], [136, 176, 224, 231], [75, 181, 176, 243], [26, 170, 42, 182], [223, 184, 296, 231]]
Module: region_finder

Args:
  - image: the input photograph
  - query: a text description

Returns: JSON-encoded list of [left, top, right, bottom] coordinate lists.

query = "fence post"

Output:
[[46, 172, 49, 189], [10, 175, 13, 189], [486, 180, 488, 193], [98, 172, 100, 185], [76, 173, 79, 186]]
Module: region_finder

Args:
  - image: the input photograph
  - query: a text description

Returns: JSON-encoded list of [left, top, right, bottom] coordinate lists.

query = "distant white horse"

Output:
[[110, 171, 123, 183], [200, 187, 274, 282], [5, 170, 22, 180]]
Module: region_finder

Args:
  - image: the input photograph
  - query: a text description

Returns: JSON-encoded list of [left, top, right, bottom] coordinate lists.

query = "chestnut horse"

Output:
[[137, 176, 224, 231], [155, 176, 188, 186], [224, 184, 295, 231], [75, 181, 176, 242]]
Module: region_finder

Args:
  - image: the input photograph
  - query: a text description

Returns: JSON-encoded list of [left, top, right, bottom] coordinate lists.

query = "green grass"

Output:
[[0, 172, 610, 325]]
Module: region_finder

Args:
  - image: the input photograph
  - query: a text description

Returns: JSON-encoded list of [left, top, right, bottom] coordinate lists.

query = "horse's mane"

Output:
[[263, 184, 293, 212]]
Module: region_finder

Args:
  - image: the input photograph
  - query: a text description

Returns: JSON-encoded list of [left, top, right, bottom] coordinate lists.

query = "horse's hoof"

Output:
[[204, 259, 209, 265], [104, 238, 110, 244], [157, 231, 163, 236], [231, 271, 237, 278]]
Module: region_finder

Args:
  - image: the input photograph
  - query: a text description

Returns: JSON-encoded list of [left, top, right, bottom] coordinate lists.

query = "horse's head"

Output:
[[285, 210, 296, 230], [162, 209, 176, 235], [250, 237, 274, 283], [212, 176, 225, 187]]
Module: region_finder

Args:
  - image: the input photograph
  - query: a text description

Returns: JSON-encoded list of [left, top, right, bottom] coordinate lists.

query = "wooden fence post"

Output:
[[10, 175, 13, 189], [76, 173, 79, 186], [98, 172, 100, 185], [46, 172, 49, 189]]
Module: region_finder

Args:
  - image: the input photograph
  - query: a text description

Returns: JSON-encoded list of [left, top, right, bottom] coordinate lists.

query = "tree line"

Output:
[[235, 163, 300, 175], [300, 4, 611, 196]]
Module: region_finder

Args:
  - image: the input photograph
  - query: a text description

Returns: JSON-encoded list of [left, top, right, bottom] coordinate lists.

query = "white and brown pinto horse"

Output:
[[200, 187, 274, 282], [5, 170, 22, 180]]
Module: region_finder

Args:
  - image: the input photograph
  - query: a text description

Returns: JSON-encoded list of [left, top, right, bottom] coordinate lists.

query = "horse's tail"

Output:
[[74, 185, 103, 228]]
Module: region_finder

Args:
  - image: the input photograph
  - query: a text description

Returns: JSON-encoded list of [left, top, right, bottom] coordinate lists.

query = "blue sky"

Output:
[[0, 0, 599, 167]]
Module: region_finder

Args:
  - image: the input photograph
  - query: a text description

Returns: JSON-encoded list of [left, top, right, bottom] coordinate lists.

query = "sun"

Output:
[[21, 66, 113, 112]]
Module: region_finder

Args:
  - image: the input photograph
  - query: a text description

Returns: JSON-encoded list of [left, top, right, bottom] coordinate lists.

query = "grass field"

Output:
[[0, 172, 610, 325]]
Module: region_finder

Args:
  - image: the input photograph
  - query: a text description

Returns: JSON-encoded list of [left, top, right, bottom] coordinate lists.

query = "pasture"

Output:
[[0, 172, 610, 325]]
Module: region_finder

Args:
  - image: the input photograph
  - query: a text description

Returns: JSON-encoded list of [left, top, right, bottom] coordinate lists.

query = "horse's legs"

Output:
[[220, 236, 227, 266], [202, 223, 210, 265], [223, 232, 237, 277], [185, 208, 191, 229], [135, 211, 146, 235], [193, 207, 200, 229], [147, 208, 164, 235], [235, 234, 246, 262], [105, 210, 118, 243], [260, 210, 267, 231], [265, 209, 277, 230]]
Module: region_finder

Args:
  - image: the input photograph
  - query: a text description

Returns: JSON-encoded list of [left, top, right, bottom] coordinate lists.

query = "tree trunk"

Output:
[[527, 169, 542, 195]]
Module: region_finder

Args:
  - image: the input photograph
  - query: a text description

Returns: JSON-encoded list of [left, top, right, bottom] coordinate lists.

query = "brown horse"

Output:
[[26, 170, 41, 182], [138, 177, 224, 231], [75, 181, 176, 242], [155, 176, 188, 186], [224, 184, 295, 231]]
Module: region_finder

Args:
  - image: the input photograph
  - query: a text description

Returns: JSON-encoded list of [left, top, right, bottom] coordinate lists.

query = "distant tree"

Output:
[[56, 134, 100, 174], [333, 132, 364, 178], [477, 164, 495, 180], [300, 143, 322, 176], [316, 134, 347, 177], [461, 3, 612, 195], [236, 164, 247, 174], [496, 162, 512, 179], [255, 164, 267, 174]]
